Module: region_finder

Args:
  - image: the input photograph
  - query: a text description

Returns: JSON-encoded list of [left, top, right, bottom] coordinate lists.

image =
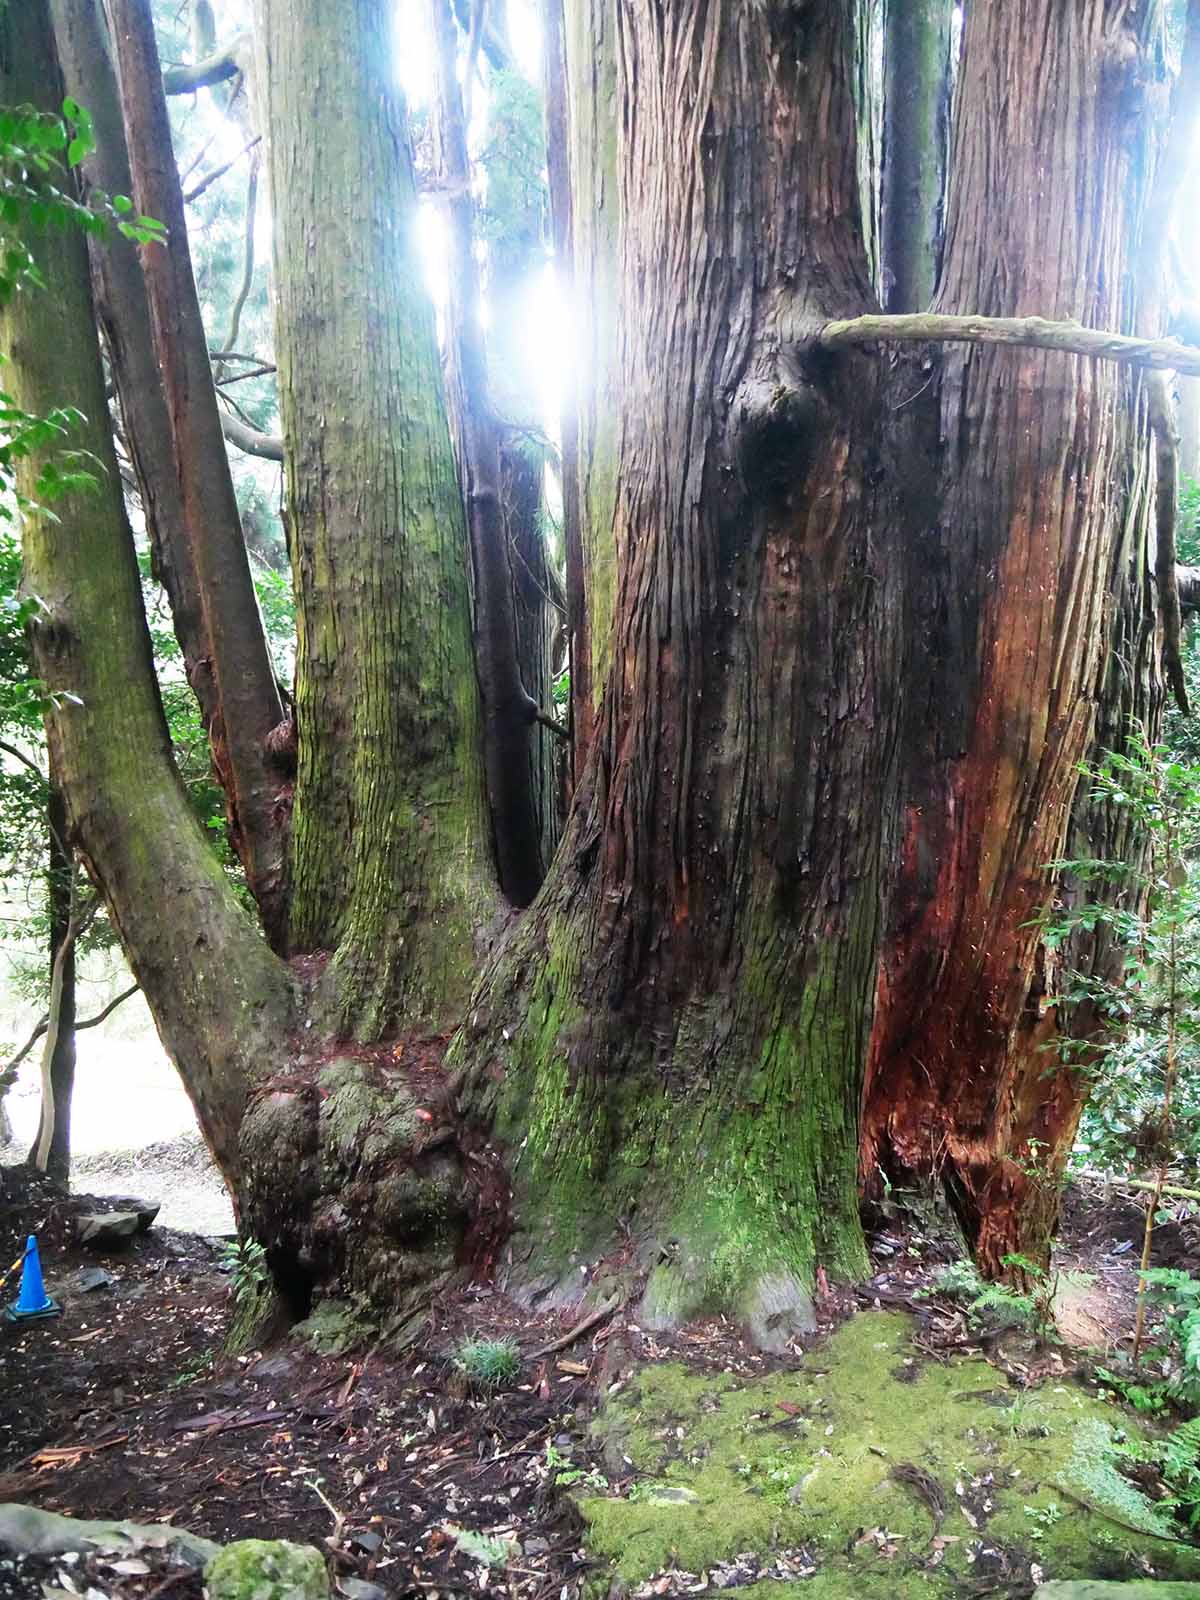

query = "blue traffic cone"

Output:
[[5, 1235, 60, 1321]]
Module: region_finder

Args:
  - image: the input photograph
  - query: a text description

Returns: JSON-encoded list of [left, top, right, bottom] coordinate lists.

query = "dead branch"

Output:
[[183, 133, 261, 204], [526, 1295, 619, 1359], [818, 312, 1200, 378], [163, 35, 248, 95]]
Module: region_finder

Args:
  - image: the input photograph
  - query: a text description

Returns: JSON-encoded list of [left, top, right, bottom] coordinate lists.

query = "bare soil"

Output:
[[0, 1165, 1196, 1600]]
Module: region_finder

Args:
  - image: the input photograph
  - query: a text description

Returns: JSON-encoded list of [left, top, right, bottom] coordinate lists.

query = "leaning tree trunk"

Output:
[[106, 0, 289, 942], [4, 0, 297, 1191], [251, 0, 496, 1034], [454, 0, 910, 1347], [860, 0, 1166, 1273]]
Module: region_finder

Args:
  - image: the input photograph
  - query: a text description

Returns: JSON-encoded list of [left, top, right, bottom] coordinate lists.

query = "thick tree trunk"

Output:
[[105, 0, 288, 942], [861, 0, 1164, 1273], [455, 0, 905, 1346], [252, 0, 495, 1034]]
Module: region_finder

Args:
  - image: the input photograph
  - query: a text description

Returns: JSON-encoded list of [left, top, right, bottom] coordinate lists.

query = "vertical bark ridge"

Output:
[[457, 0, 903, 1336], [862, 0, 1164, 1270]]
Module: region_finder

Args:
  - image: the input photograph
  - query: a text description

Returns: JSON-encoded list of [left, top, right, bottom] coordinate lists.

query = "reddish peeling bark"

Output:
[[861, 0, 1164, 1273], [106, 0, 288, 942]]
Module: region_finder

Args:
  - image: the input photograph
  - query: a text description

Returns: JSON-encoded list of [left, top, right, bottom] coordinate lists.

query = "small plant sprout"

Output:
[[452, 1335, 522, 1391]]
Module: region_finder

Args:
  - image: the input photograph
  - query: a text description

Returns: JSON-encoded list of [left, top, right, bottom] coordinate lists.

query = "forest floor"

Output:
[[1, 1166, 1199, 1600]]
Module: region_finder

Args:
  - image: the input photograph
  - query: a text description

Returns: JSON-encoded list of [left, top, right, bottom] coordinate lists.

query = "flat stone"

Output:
[[338, 1580, 389, 1600], [0, 1504, 218, 1568], [71, 1267, 115, 1293], [205, 1539, 328, 1600], [75, 1213, 141, 1247], [643, 1486, 700, 1506]]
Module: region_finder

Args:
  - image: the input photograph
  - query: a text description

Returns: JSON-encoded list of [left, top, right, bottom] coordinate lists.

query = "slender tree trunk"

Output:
[[28, 777, 77, 1185], [428, 0, 543, 908], [455, 0, 906, 1346], [252, 0, 495, 1033], [861, 0, 1165, 1273], [104, 0, 288, 942], [880, 0, 952, 312], [556, 0, 620, 775], [48, 0, 288, 939], [482, 22, 566, 865]]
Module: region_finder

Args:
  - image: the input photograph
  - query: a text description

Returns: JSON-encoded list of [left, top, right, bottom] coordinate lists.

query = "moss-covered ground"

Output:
[[577, 1311, 1200, 1598]]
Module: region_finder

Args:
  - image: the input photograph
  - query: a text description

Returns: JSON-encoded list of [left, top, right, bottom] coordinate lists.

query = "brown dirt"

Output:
[[2, 1166, 1198, 1600]]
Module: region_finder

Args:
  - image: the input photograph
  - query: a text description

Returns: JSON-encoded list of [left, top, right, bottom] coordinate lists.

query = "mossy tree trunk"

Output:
[[860, 0, 1165, 1274], [455, 0, 910, 1345], [251, 0, 496, 1032]]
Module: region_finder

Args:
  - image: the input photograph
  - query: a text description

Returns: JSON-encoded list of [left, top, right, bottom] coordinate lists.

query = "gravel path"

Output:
[[0, 1011, 235, 1235], [70, 1132, 235, 1235]]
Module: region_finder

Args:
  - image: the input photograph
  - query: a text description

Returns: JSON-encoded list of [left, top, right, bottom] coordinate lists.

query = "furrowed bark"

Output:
[[3, 0, 296, 1184], [106, 0, 288, 943], [861, 0, 1165, 1273], [252, 0, 494, 1032], [881, 0, 952, 312], [428, 0, 543, 908], [455, 0, 903, 1346]]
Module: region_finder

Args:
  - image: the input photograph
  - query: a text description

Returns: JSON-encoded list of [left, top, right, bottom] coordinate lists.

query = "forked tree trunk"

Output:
[[860, 0, 1164, 1273], [3, 0, 297, 1190], [454, 0, 909, 1345]]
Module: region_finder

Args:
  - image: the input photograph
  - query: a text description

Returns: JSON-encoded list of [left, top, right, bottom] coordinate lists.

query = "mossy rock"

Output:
[[578, 1311, 1200, 1599], [205, 1538, 328, 1600]]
